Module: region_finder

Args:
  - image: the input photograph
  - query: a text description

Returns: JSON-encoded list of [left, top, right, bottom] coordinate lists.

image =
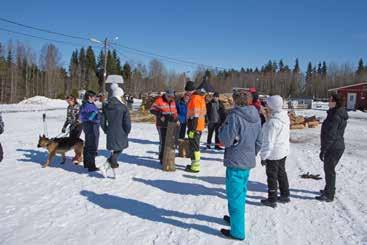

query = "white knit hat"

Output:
[[112, 87, 124, 98], [267, 95, 283, 112]]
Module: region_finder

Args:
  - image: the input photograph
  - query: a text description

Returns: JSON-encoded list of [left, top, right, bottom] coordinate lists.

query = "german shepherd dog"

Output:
[[37, 135, 84, 168]]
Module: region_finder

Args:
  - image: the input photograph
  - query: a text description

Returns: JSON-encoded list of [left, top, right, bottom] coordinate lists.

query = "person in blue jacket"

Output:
[[80, 90, 100, 172], [176, 93, 189, 139], [218, 90, 262, 240]]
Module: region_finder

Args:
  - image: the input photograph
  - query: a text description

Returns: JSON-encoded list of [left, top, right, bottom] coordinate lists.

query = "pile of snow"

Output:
[[18, 96, 65, 106], [0, 96, 67, 113]]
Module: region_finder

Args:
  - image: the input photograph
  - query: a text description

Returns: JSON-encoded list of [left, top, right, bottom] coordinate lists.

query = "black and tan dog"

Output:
[[37, 135, 84, 168]]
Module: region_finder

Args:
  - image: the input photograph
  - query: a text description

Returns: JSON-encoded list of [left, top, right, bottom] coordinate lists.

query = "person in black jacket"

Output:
[[316, 94, 348, 202], [100, 87, 131, 177], [206, 92, 225, 150]]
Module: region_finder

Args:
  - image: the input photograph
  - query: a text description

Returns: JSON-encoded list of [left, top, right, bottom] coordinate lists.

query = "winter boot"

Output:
[[315, 195, 333, 202], [261, 199, 277, 208], [223, 215, 230, 224], [277, 196, 291, 203], [220, 229, 244, 241], [185, 151, 201, 173], [100, 161, 111, 178]]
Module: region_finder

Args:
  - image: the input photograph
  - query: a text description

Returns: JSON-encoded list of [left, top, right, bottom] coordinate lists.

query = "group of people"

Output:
[[61, 85, 131, 175], [150, 81, 348, 241], [58, 79, 348, 241]]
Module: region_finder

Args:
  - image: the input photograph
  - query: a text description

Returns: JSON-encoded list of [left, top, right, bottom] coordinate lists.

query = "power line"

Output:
[[0, 16, 228, 70], [0, 26, 89, 48], [0, 17, 88, 41], [112, 42, 226, 70], [112, 44, 200, 68]]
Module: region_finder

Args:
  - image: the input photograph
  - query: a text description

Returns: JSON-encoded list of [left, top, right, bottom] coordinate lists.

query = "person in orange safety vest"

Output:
[[185, 85, 207, 173], [150, 89, 178, 164]]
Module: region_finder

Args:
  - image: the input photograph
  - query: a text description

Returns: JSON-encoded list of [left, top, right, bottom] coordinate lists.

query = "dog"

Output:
[[37, 135, 84, 168]]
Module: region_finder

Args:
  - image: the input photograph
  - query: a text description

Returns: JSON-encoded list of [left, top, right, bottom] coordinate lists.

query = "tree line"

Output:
[[0, 39, 366, 103]]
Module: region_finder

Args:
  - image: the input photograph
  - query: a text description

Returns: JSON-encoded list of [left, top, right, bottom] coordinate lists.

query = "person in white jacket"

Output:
[[260, 95, 290, 208]]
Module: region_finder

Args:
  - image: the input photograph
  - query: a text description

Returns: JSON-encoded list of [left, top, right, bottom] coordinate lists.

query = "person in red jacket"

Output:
[[150, 89, 178, 164]]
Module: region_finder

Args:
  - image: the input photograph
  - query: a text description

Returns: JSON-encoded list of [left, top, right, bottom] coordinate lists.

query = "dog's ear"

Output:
[[42, 134, 45, 138]]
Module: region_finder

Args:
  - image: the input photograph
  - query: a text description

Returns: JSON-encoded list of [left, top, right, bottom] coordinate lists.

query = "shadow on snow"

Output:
[[80, 190, 223, 238], [16, 148, 104, 178]]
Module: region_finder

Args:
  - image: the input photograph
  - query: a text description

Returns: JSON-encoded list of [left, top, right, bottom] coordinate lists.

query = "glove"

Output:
[[188, 130, 195, 139], [261, 160, 267, 166], [319, 151, 325, 162], [61, 127, 66, 133]]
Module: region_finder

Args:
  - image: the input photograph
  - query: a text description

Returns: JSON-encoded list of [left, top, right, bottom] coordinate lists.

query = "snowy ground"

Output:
[[0, 103, 366, 244]]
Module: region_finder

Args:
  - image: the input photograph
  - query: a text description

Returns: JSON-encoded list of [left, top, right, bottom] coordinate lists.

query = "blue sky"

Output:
[[0, 0, 366, 73]]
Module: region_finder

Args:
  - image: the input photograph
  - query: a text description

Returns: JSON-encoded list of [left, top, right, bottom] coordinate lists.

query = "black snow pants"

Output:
[[265, 157, 290, 202], [108, 151, 122, 168], [207, 122, 220, 145], [323, 148, 344, 199], [82, 122, 99, 170]]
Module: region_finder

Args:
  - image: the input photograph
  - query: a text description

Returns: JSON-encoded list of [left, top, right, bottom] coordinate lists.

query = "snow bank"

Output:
[[0, 96, 67, 113]]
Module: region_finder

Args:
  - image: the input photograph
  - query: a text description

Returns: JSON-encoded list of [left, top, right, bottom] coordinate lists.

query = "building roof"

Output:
[[328, 82, 367, 92]]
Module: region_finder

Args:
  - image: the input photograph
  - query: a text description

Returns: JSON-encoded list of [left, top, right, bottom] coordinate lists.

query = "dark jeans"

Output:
[[323, 148, 344, 199], [178, 123, 187, 139], [108, 151, 122, 168], [265, 157, 290, 202], [207, 122, 220, 145], [82, 122, 100, 170], [189, 131, 201, 160], [70, 124, 82, 139], [159, 128, 167, 161]]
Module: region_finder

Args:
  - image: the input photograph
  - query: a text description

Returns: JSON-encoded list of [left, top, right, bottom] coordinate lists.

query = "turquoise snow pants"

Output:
[[226, 167, 250, 240]]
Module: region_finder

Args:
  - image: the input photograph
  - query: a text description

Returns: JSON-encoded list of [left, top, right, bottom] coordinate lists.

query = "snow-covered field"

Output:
[[0, 100, 366, 244]]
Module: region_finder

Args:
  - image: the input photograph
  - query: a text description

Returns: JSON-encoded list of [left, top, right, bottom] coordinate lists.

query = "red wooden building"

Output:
[[328, 82, 367, 110]]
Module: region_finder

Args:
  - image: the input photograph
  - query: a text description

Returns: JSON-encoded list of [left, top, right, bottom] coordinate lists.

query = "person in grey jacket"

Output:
[[206, 92, 225, 149], [101, 87, 131, 177], [218, 90, 262, 241]]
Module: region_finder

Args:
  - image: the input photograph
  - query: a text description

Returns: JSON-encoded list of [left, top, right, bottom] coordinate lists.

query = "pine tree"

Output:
[[96, 50, 105, 91], [78, 47, 86, 89], [85, 46, 97, 91], [293, 58, 300, 74], [122, 62, 132, 93], [321, 61, 327, 78], [68, 49, 79, 93], [317, 62, 322, 75], [357, 58, 365, 75], [279, 60, 285, 72], [306, 62, 313, 82]]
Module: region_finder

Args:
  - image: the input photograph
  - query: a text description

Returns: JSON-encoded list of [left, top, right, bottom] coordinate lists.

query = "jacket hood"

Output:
[[105, 97, 123, 110], [334, 107, 349, 120], [232, 105, 260, 123], [271, 110, 290, 125]]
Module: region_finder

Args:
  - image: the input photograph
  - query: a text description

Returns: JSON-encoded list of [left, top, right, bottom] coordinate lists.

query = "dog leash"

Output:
[[42, 113, 48, 137]]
